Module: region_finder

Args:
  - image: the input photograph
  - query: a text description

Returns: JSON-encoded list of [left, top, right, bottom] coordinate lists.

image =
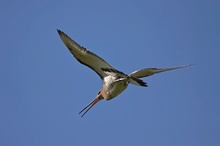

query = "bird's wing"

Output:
[[101, 68, 127, 78], [129, 64, 191, 78], [57, 30, 115, 79]]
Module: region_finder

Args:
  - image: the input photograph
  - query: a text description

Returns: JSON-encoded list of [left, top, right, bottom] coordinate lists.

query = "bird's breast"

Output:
[[103, 76, 129, 100]]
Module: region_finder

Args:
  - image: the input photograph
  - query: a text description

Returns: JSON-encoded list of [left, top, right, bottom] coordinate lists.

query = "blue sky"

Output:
[[1, 0, 220, 146]]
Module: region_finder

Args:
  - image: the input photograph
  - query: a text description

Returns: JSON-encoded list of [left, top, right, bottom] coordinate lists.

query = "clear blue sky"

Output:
[[1, 0, 220, 146]]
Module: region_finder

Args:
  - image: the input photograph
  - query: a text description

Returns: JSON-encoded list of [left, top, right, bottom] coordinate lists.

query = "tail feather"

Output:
[[129, 77, 147, 87]]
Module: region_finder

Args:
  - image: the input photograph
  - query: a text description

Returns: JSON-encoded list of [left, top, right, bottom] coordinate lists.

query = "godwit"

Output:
[[57, 29, 191, 117]]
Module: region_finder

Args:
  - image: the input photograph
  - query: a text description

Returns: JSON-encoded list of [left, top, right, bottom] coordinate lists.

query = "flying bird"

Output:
[[57, 29, 190, 117]]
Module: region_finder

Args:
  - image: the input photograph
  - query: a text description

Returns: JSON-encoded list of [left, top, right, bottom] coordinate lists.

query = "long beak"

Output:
[[79, 94, 103, 117]]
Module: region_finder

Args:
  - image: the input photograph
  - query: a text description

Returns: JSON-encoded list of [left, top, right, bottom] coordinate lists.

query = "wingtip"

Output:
[[174, 64, 192, 69], [57, 29, 69, 40], [57, 29, 62, 34], [182, 64, 193, 68]]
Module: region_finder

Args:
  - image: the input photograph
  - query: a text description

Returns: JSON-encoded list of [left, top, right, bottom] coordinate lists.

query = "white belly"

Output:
[[103, 76, 129, 100]]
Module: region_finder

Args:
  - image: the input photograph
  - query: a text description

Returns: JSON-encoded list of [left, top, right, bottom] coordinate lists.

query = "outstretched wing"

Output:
[[129, 64, 191, 78], [57, 30, 114, 79]]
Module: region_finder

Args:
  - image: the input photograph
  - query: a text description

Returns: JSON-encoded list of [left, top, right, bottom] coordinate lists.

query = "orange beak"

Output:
[[79, 95, 103, 117]]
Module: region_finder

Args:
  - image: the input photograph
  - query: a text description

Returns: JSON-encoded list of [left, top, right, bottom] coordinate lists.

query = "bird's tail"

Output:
[[129, 76, 148, 87]]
